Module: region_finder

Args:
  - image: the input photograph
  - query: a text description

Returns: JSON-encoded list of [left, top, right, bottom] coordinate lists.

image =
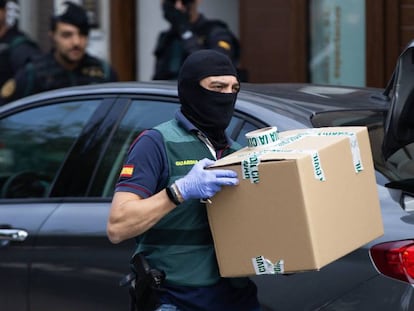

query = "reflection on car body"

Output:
[[2, 42, 414, 310]]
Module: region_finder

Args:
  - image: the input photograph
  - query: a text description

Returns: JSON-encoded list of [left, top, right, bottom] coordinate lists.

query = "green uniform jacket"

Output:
[[135, 119, 239, 286]]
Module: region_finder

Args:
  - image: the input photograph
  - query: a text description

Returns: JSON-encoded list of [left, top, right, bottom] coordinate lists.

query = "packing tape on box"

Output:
[[290, 129, 363, 173], [242, 129, 363, 183], [310, 130, 363, 173], [245, 126, 279, 148], [242, 148, 325, 181], [252, 256, 285, 275], [242, 153, 261, 183]]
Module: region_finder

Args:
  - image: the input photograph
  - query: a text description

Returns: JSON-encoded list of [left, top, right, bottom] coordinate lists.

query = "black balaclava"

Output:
[[178, 50, 239, 149]]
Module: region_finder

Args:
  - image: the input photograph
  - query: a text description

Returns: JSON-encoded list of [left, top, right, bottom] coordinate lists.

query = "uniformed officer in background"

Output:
[[0, 1, 118, 104], [0, 0, 42, 92], [153, 0, 245, 81]]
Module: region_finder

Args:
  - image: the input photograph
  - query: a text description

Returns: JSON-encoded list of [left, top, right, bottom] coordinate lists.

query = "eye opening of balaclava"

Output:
[[178, 49, 239, 149]]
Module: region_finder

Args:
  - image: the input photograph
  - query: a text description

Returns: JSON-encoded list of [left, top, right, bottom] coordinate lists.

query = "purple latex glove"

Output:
[[175, 158, 239, 200]]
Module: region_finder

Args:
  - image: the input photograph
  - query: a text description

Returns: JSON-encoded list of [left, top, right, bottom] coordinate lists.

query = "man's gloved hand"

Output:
[[162, 1, 191, 36], [175, 158, 239, 201]]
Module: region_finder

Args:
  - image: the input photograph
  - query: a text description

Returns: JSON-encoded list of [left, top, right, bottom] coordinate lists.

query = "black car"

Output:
[[2, 43, 414, 310]]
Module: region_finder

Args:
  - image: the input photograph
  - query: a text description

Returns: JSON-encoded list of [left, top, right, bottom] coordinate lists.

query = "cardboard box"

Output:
[[208, 127, 383, 277]]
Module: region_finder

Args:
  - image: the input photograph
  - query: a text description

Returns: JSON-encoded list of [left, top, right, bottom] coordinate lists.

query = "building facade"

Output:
[[18, 0, 414, 88]]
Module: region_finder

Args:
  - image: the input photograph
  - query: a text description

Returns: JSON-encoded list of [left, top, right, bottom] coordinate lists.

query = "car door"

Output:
[[0, 201, 59, 311], [29, 97, 181, 311], [0, 97, 109, 310]]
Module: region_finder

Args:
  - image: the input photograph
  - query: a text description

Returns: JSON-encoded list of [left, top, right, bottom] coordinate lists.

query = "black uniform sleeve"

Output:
[[100, 59, 118, 82], [182, 22, 239, 66], [9, 41, 43, 73], [0, 64, 33, 103], [108, 66, 119, 82], [205, 25, 239, 63]]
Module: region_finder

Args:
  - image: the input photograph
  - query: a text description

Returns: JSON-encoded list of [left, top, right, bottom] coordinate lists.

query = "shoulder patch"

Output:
[[82, 67, 105, 78], [120, 164, 134, 178], [218, 40, 231, 50], [1, 79, 16, 98]]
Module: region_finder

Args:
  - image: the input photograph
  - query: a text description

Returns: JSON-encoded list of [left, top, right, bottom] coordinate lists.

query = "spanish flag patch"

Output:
[[120, 164, 134, 178]]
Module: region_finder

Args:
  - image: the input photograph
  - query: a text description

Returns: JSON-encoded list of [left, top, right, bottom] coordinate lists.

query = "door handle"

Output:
[[0, 229, 28, 242]]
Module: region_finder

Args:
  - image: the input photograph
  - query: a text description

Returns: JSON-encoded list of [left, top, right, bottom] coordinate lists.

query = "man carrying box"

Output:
[[107, 50, 261, 311]]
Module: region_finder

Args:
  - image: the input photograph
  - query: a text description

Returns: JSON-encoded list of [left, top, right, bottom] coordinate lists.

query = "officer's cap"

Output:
[[51, 1, 90, 35]]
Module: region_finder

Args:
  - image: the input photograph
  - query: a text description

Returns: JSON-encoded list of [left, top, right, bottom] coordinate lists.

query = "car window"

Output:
[[227, 115, 261, 146], [0, 100, 100, 198], [94, 100, 180, 197]]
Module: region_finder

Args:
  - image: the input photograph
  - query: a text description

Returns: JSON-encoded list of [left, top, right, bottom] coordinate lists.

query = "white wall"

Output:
[[137, 0, 239, 81], [87, 0, 110, 61], [18, 0, 38, 39]]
